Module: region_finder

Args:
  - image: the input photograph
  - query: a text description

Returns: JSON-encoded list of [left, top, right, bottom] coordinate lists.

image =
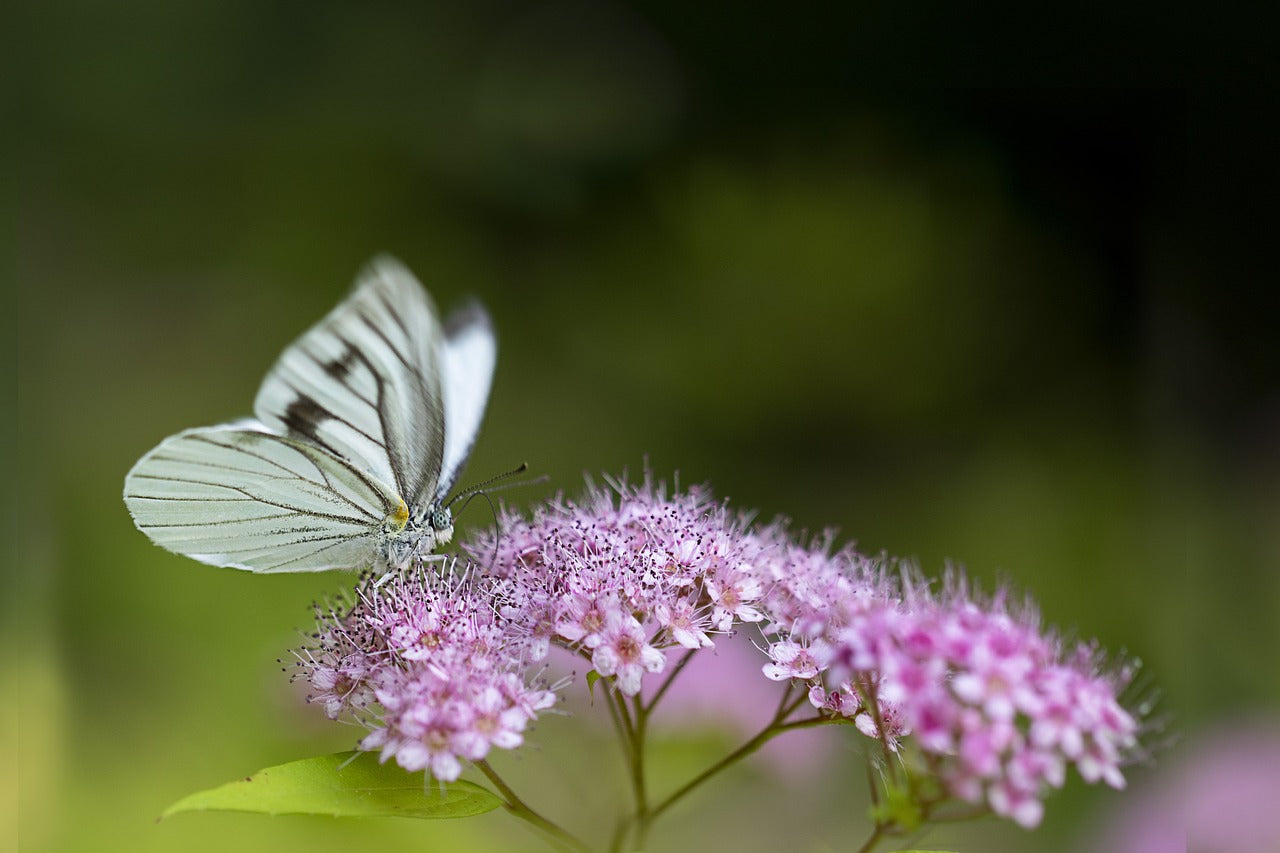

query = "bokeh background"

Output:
[[10, 3, 1278, 852]]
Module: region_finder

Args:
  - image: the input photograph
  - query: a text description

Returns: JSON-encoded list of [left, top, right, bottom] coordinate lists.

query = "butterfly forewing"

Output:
[[124, 425, 399, 572], [433, 301, 496, 505], [253, 257, 447, 505]]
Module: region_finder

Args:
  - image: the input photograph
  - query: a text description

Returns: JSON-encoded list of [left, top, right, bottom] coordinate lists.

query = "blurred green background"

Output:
[[10, 3, 1278, 851]]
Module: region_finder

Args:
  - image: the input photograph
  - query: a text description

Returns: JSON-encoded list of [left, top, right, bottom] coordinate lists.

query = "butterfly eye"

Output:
[[430, 509, 452, 532]]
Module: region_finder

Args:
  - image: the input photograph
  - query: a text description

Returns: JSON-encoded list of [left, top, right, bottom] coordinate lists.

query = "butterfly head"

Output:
[[421, 505, 454, 550], [373, 500, 449, 568], [430, 507, 453, 540]]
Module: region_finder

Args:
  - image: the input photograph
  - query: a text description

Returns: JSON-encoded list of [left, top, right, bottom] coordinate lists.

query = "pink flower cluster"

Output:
[[753, 542, 1141, 828], [294, 472, 1144, 827], [470, 475, 768, 696], [293, 565, 555, 781]]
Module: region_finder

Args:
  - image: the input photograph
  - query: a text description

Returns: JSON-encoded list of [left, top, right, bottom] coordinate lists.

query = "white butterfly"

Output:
[[123, 256, 496, 573]]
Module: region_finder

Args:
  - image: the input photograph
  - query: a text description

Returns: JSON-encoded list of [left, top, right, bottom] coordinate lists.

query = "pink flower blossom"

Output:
[[591, 612, 666, 696], [292, 562, 558, 781], [705, 575, 764, 630], [762, 638, 829, 681], [750, 551, 1144, 828], [468, 473, 773, 697], [654, 597, 715, 650]]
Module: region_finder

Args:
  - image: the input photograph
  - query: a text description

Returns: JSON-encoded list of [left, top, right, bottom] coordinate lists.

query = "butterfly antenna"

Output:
[[444, 462, 532, 509], [448, 463, 549, 572], [451, 489, 495, 522], [453, 489, 503, 572]]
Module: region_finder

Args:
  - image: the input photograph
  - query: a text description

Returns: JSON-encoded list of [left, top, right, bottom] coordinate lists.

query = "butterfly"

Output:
[[123, 256, 495, 573]]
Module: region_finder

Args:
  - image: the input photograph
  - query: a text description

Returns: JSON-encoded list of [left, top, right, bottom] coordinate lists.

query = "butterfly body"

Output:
[[382, 501, 453, 567], [124, 257, 494, 573]]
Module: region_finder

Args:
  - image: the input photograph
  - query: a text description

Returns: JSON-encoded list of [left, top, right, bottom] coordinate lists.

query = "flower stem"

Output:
[[474, 760, 589, 853], [602, 686, 635, 771], [645, 649, 696, 714], [855, 824, 887, 853], [647, 708, 830, 822], [773, 682, 797, 721], [631, 696, 652, 846], [864, 759, 881, 809], [631, 697, 649, 811], [613, 688, 638, 745], [858, 675, 902, 787], [854, 782, 995, 853]]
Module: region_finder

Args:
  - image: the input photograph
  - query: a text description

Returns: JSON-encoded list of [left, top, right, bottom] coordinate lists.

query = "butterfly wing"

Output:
[[124, 423, 403, 572], [253, 256, 446, 507], [432, 300, 496, 505]]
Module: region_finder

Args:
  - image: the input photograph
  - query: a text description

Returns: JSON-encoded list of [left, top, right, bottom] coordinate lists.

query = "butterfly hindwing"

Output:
[[253, 256, 447, 506], [124, 423, 401, 572]]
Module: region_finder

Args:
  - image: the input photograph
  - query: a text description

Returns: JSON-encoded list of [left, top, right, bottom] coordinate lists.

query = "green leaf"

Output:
[[586, 669, 601, 700], [163, 751, 501, 820]]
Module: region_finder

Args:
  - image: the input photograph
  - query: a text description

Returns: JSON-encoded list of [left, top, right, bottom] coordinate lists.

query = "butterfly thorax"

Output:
[[381, 502, 454, 567]]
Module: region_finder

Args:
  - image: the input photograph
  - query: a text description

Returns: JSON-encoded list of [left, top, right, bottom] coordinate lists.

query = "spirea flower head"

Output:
[[291, 470, 1149, 839], [292, 561, 557, 781], [464, 471, 1148, 832], [468, 474, 772, 697], [751, 547, 1145, 828]]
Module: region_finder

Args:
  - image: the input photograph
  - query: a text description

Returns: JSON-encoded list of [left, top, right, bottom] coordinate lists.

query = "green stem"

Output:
[[647, 711, 831, 822], [858, 675, 901, 786], [855, 823, 887, 853], [609, 691, 647, 819], [645, 649, 696, 714], [777, 689, 811, 722], [773, 682, 797, 721], [602, 684, 636, 774], [474, 760, 589, 853], [607, 816, 629, 853], [631, 695, 652, 847], [631, 695, 649, 812], [855, 781, 995, 853], [865, 759, 881, 811], [614, 688, 638, 745]]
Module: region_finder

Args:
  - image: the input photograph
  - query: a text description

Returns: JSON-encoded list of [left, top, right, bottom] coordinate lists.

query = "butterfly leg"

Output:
[[372, 565, 400, 589]]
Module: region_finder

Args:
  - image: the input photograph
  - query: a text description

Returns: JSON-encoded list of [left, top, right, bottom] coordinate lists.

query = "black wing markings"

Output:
[[147, 454, 273, 479], [318, 342, 360, 383], [187, 432, 385, 521], [238, 535, 375, 571], [128, 473, 373, 526], [156, 526, 352, 541], [136, 514, 298, 529], [277, 386, 388, 452], [125, 494, 259, 502], [305, 322, 421, 502], [298, 339, 378, 407], [373, 285, 415, 343], [356, 306, 420, 378], [362, 294, 447, 505]]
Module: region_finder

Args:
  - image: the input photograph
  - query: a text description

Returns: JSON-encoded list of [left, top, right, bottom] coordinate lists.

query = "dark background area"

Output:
[[10, 3, 1278, 851]]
